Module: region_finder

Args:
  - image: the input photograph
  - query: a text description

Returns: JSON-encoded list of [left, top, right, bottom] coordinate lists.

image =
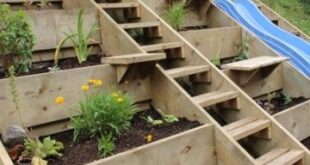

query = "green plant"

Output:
[[70, 91, 137, 142], [0, 4, 34, 73], [164, 3, 185, 30], [282, 92, 293, 105], [98, 133, 115, 157], [143, 114, 179, 126], [53, 9, 99, 67], [38, 0, 50, 8], [23, 137, 64, 159], [234, 36, 249, 61], [211, 49, 221, 67]]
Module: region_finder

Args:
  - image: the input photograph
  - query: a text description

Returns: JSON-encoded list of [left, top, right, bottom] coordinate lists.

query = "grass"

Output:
[[261, 0, 310, 36]]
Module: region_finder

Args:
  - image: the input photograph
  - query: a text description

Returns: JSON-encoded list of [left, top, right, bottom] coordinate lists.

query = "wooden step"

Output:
[[166, 65, 210, 78], [141, 42, 183, 52], [257, 148, 304, 165], [3, 0, 61, 3], [222, 56, 289, 71], [101, 53, 166, 65], [98, 2, 139, 9], [223, 117, 271, 140], [193, 91, 239, 108], [119, 22, 161, 29]]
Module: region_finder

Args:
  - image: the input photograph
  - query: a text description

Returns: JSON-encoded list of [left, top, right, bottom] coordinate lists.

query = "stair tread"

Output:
[[142, 42, 183, 52], [265, 150, 304, 165], [193, 91, 239, 107], [119, 22, 160, 29], [256, 148, 289, 164], [224, 118, 271, 140], [222, 56, 289, 71], [99, 2, 139, 9], [101, 53, 166, 64], [166, 65, 210, 78]]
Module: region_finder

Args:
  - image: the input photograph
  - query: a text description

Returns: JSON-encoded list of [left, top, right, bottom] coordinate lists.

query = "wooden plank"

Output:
[[180, 27, 242, 59], [99, 2, 139, 9], [119, 22, 160, 29], [142, 42, 183, 52], [193, 91, 239, 108], [89, 125, 217, 165], [227, 119, 271, 140], [222, 56, 289, 71], [273, 100, 310, 141], [265, 150, 304, 165], [0, 141, 13, 165], [3, 0, 61, 3], [0, 65, 152, 133], [166, 65, 210, 78], [101, 53, 166, 65], [223, 117, 257, 132], [256, 148, 289, 164]]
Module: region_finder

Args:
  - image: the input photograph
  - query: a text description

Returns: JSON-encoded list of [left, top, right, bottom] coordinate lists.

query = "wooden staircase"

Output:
[[91, 0, 307, 164]]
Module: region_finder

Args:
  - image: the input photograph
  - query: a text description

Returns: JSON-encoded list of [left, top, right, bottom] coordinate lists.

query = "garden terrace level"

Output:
[[89, 0, 310, 164], [141, 0, 310, 157]]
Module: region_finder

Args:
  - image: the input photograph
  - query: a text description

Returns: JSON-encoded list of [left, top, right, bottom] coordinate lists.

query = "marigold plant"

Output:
[[71, 90, 137, 142]]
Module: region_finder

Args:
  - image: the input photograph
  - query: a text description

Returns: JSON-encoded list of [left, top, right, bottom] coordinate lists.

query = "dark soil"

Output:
[[301, 137, 310, 150], [180, 25, 209, 31], [0, 55, 102, 79], [48, 109, 201, 165], [256, 96, 309, 115]]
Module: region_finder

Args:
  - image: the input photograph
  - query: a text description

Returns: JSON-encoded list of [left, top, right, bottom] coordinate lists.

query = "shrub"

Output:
[[71, 90, 137, 142], [0, 4, 34, 73]]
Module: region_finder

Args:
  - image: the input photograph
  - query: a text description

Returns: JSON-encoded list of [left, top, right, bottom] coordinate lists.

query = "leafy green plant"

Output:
[[282, 92, 293, 105], [164, 3, 185, 30], [0, 4, 35, 73], [143, 114, 179, 126], [211, 49, 221, 67], [53, 9, 99, 67], [234, 36, 249, 62], [98, 133, 115, 157], [23, 137, 64, 159], [71, 91, 137, 142]]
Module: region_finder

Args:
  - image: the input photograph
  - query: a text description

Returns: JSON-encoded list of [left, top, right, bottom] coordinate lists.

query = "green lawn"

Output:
[[261, 0, 310, 36]]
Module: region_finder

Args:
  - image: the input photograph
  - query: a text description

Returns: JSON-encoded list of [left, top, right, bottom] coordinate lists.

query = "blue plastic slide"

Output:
[[214, 0, 310, 77]]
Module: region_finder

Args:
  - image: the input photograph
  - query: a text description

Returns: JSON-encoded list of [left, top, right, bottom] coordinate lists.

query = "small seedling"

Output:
[[282, 92, 293, 105], [143, 114, 179, 126], [234, 36, 249, 61], [146, 116, 164, 126], [98, 134, 115, 157], [163, 115, 179, 123], [211, 49, 221, 67], [23, 137, 64, 159]]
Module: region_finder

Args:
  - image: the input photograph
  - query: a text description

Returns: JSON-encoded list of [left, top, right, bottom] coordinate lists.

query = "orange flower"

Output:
[[145, 134, 153, 143], [55, 96, 64, 104], [81, 84, 90, 91]]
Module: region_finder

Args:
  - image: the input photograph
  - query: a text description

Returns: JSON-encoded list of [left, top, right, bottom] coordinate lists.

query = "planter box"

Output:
[[0, 124, 215, 165], [0, 64, 152, 134]]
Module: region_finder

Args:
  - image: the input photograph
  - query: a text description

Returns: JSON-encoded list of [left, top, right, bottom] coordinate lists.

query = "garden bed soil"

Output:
[[302, 137, 310, 150], [257, 96, 309, 115], [48, 109, 201, 165], [0, 55, 102, 79]]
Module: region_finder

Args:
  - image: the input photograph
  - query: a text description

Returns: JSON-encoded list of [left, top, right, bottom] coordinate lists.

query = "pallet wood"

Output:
[[273, 100, 310, 141], [99, 2, 140, 9], [0, 64, 152, 133], [88, 124, 216, 165], [141, 42, 183, 52], [166, 65, 210, 79], [256, 148, 289, 164], [264, 150, 304, 165], [193, 91, 239, 108]]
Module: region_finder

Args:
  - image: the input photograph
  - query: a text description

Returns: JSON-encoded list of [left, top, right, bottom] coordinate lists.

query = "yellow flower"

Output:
[[117, 97, 123, 103], [112, 92, 119, 97], [145, 134, 153, 143], [88, 79, 96, 84], [55, 96, 64, 104], [81, 84, 90, 91], [94, 80, 103, 87]]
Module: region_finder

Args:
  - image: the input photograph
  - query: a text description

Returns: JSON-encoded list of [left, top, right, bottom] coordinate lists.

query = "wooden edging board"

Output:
[[274, 100, 310, 141]]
